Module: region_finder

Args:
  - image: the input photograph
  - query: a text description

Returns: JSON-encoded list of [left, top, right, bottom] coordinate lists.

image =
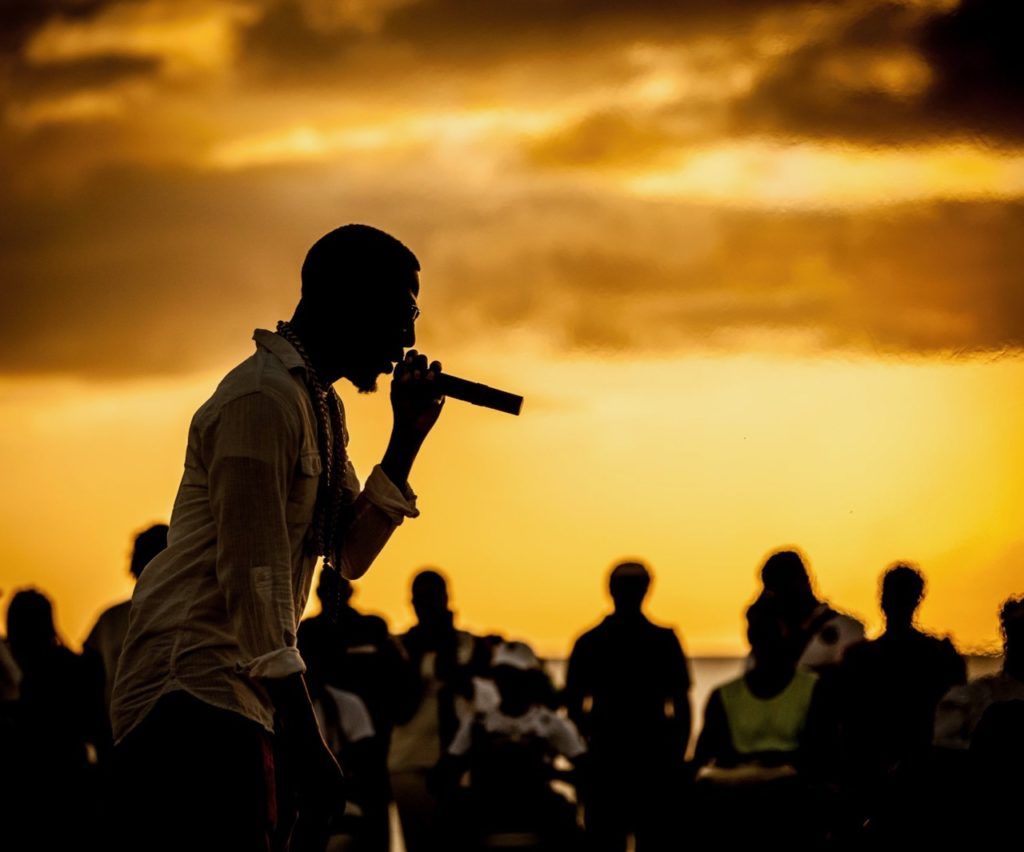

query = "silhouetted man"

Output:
[[565, 561, 691, 852], [298, 569, 411, 851], [110, 225, 445, 851], [84, 523, 168, 713], [838, 564, 965, 822], [389, 569, 490, 852], [758, 550, 864, 673]]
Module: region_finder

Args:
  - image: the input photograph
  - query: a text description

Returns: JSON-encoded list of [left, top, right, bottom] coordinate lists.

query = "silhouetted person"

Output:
[[565, 560, 691, 852], [439, 641, 586, 851], [389, 569, 490, 852], [298, 569, 411, 851], [4, 589, 106, 849], [110, 225, 444, 852], [84, 523, 168, 714], [758, 549, 864, 672], [934, 595, 1024, 750], [837, 564, 965, 823], [694, 594, 831, 851]]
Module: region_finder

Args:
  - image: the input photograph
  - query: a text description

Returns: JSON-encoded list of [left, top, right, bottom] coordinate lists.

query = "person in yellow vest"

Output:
[[694, 593, 833, 850]]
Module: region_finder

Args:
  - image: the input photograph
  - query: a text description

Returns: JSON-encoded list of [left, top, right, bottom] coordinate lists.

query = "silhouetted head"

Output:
[[880, 563, 924, 630], [291, 224, 421, 391], [746, 593, 793, 668], [609, 561, 651, 614], [760, 549, 817, 622], [130, 523, 168, 580], [6, 588, 58, 666], [1001, 596, 1024, 672], [316, 567, 353, 609], [411, 569, 449, 624]]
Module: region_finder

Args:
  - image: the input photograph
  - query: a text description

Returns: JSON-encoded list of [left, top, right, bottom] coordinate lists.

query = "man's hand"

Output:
[[382, 350, 444, 489], [390, 350, 444, 443]]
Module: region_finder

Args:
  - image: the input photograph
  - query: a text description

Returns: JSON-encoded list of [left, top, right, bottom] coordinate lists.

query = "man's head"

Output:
[[880, 563, 925, 630], [316, 567, 353, 610], [292, 224, 421, 391], [411, 568, 449, 623], [760, 549, 817, 621], [130, 523, 168, 580], [609, 560, 651, 614], [6, 588, 56, 663]]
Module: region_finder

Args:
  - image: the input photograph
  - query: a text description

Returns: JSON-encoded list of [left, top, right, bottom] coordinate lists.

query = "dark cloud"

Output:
[[0, 0, 108, 55], [734, 0, 1024, 143], [2, 158, 1021, 379], [239, 0, 808, 81]]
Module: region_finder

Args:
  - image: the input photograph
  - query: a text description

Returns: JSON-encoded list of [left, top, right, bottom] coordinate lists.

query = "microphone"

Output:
[[437, 373, 523, 416]]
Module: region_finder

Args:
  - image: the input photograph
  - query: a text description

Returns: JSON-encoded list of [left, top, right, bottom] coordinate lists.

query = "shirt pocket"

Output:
[[286, 451, 322, 525]]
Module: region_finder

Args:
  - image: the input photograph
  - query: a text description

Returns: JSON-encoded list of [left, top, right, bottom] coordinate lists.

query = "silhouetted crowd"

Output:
[[1, 531, 1022, 851]]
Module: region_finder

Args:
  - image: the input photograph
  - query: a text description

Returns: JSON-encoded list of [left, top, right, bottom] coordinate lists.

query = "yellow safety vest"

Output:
[[719, 671, 817, 756]]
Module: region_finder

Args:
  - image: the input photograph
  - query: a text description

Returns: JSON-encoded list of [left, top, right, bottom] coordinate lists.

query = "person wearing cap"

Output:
[[565, 560, 692, 852], [440, 640, 587, 849]]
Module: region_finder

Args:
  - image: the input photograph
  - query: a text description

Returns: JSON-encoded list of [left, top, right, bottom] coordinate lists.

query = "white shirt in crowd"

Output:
[[448, 705, 588, 760]]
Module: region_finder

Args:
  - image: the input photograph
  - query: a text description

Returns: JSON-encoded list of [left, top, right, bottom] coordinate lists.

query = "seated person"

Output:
[[437, 641, 586, 849]]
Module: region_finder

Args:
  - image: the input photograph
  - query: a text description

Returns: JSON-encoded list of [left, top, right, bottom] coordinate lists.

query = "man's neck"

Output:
[[286, 313, 342, 385]]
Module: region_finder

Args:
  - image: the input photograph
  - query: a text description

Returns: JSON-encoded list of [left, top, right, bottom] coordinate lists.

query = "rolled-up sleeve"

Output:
[[333, 462, 419, 580], [207, 391, 307, 681]]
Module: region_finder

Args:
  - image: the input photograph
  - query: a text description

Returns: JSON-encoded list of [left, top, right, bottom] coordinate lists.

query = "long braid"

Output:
[[275, 320, 346, 620]]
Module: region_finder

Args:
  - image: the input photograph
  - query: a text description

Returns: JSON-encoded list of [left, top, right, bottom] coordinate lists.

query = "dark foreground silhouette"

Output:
[[1, 550, 1021, 851]]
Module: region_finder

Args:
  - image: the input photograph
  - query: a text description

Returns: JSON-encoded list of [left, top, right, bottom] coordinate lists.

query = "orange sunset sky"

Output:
[[1, 0, 1022, 657]]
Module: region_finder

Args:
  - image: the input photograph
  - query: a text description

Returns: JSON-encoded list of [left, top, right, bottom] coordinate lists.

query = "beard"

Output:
[[350, 365, 381, 394]]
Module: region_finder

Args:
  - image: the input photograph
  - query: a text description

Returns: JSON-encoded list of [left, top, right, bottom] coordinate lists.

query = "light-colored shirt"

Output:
[[388, 631, 478, 772], [798, 605, 865, 672], [111, 329, 418, 743], [933, 671, 1024, 750], [315, 686, 376, 754], [448, 704, 587, 760]]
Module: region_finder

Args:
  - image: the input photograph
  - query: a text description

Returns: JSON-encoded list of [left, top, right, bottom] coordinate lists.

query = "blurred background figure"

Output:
[[438, 640, 586, 851], [693, 593, 831, 852], [299, 569, 412, 852], [308, 671, 378, 851], [388, 569, 491, 852], [83, 523, 168, 715], [934, 595, 1024, 751], [758, 549, 864, 673], [4, 588, 106, 849], [565, 560, 691, 852], [837, 563, 965, 829]]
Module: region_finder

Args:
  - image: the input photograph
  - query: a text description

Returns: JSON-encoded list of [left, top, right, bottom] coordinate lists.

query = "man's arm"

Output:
[[332, 350, 444, 580]]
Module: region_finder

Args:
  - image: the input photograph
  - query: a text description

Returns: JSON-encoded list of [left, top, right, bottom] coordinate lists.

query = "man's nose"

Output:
[[402, 325, 416, 348]]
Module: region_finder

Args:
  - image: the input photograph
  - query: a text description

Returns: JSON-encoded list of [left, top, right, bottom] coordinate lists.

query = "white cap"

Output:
[[491, 640, 540, 671]]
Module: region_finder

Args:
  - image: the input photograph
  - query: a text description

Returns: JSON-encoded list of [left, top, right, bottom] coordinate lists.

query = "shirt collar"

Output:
[[253, 328, 308, 375]]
